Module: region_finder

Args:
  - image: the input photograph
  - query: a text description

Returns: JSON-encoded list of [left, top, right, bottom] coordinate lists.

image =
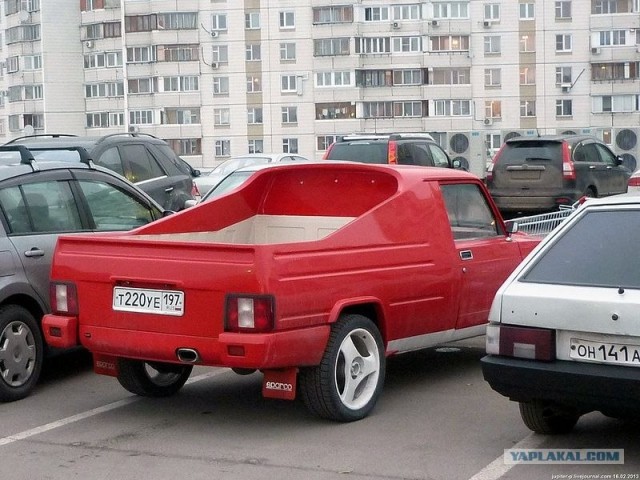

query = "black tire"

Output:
[[117, 358, 192, 397], [299, 314, 385, 422], [0, 305, 44, 402], [584, 187, 597, 198], [519, 400, 580, 434]]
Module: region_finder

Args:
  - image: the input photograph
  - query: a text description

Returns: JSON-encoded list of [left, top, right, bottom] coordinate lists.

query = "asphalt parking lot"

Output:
[[1, 337, 638, 480]]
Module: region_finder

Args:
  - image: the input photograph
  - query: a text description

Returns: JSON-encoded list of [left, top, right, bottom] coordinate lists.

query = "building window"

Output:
[[556, 66, 572, 84], [555, 34, 572, 52], [316, 71, 352, 87], [520, 66, 535, 85], [317, 135, 339, 151], [431, 35, 469, 52], [125, 15, 156, 32], [167, 139, 201, 156], [392, 37, 421, 53], [484, 36, 501, 54], [246, 44, 261, 61], [247, 76, 262, 93], [520, 101, 536, 117], [434, 99, 471, 116], [280, 43, 296, 61], [283, 138, 298, 153], [215, 139, 231, 157], [280, 11, 295, 29], [214, 108, 230, 126], [485, 100, 502, 119], [85, 82, 124, 98], [314, 38, 350, 56], [520, 34, 535, 52], [556, 99, 573, 116], [433, 2, 469, 19], [247, 107, 263, 124], [356, 37, 391, 54], [392, 5, 421, 20], [161, 108, 200, 125], [431, 68, 470, 85], [486, 133, 501, 151], [593, 95, 637, 113], [248, 139, 264, 154], [212, 14, 227, 31], [363, 101, 393, 118], [212, 46, 229, 64], [245, 12, 260, 29], [128, 77, 156, 94], [130, 110, 153, 125], [484, 4, 500, 21], [520, 3, 535, 19], [316, 103, 355, 119], [592, 0, 621, 14], [127, 46, 156, 64], [364, 7, 389, 21], [161, 45, 199, 62], [312, 6, 353, 24], [213, 76, 229, 95], [600, 30, 626, 46], [393, 69, 423, 86], [281, 75, 297, 93], [163, 76, 198, 92], [555, 1, 572, 19], [157, 13, 197, 30], [484, 68, 501, 87], [282, 106, 298, 124], [394, 101, 423, 117]]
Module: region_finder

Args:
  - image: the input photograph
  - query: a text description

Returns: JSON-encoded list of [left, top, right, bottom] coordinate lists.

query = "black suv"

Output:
[[5, 133, 197, 211], [323, 133, 456, 168], [486, 134, 631, 214]]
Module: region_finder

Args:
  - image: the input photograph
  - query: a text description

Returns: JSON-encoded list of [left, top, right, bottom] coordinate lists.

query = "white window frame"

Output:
[[213, 76, 229, 95], [280, 43, 296, 61], [556, 99, 573, 116], [484, 68, 501, 87], [247, 107, 263, 124], [245, 12, 260, 29], [212, 13, 227, 31], [519, 3, 535, 19], [484, 36, 501, 54], [215, 139, 231, 157], [281, 74, 297, 93], [556, 34, 572, 52], [279, 11, 295, 29], [484, 4, 500, 21], [214, 108, 230, 126], [282, 138, 298, 153], [281, 106, 298, 124], [520, 100, 536, 117]]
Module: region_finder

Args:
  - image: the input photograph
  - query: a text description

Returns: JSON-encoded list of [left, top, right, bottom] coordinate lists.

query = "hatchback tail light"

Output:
[[50, 282, 79, 316], [486, 324, 555, 361], [191, 180, 200, 198], [388, 140, 398, 164], [225, 295, 275, 333], [629, 176, 640, 187], [562, 141, 576, 180], [485, 144, 505, 182]]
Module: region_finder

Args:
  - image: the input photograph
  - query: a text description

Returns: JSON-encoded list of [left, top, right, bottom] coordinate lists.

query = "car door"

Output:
[[440, 182, 524, 330], [594, 143, 630, 195], [573, 141, 609, 195], [0, 171, 84, 309]]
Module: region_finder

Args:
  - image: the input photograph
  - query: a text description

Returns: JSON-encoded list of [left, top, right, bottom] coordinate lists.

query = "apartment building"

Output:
[[1, 0, 640, 177]]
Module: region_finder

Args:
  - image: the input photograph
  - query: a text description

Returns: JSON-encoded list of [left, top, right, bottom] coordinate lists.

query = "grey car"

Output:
[[486, 134, 631, 214], [0, 145, 165, 402], [4, 133, 196, 211]]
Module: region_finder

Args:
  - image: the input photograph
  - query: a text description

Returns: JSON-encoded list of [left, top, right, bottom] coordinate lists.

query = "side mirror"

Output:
[[505, 220, 519, 234], [192, 169, 202, 177], [615, 155, 624, 167]]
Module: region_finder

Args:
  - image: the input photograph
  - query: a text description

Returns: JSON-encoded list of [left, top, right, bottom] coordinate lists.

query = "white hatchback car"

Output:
[[482, 192, 640, 433]]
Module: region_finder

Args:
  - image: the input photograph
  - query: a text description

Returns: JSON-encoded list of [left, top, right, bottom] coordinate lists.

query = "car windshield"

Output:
[[521, 209, 640, 289], [326, 142, 388, 164], [200, 171, 256, 202]]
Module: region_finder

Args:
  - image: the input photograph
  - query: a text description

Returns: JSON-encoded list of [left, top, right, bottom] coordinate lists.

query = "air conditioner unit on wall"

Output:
[[561, 83, 572, 93], [431, 20, 439, 26], [84, 40, 94, 49], [484, 118, 493, 126], [211, 62, 219, 69], [483, 20, 492, 28], [210, 31, 219, 38], [591, 47, 601, 54], [391, 21, 401, 29]]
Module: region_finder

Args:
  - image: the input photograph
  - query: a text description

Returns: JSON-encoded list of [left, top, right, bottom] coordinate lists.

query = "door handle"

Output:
[[24, 247, 44, 258], [164, 186, 175, 193], [460, 250, 473, 260]]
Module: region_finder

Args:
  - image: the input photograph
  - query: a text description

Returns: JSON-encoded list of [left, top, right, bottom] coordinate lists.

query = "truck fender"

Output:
[[328, 297, 387, 342]]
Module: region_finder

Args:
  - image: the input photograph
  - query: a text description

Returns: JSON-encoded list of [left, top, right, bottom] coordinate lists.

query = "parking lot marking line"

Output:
[[0, 370, 225, 448], [467, 432, 545, 480]]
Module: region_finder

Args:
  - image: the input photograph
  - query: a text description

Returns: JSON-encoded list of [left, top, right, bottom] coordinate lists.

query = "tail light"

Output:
[[322, 142, 335, 160], [50, 282, 79, 316], [225, 295, 274, 333], [486, 324, 555, 361], [562, 141, 576, 180], [191, 180, 200, 199], [388, 140, 398, 164], [629, 176, 640, 187], [485, 144, 505, 182]]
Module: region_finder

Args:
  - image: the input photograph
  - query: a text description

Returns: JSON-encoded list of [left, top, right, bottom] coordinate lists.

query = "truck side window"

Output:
[[441, 183, 498, 240]]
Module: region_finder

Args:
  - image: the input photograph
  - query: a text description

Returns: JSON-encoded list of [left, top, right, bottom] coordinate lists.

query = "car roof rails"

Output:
[[0, 145, 38, 171], [4, 133, 79, 145], [95, 132, 159, 146]]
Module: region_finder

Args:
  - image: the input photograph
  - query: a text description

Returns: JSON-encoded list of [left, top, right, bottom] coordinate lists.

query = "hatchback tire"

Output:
[[519, 400, 580, 434], [117, 358, 192, 397]]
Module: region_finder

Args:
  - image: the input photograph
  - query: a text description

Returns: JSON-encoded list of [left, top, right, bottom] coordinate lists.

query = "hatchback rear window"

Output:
[[521, 209, 640, 289], [326, 143, 388, 164], [499, 142, 563, 166]]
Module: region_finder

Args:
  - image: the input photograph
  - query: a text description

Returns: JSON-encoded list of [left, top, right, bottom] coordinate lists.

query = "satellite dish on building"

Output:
[[18, 10, 29, 23], [23, 125, 35, 136]]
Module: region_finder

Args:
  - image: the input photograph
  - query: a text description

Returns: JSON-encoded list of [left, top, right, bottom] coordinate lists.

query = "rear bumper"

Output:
[[481, 355, 640, 413], [44, 314, 330, 370], [491, 191, 580, 213]]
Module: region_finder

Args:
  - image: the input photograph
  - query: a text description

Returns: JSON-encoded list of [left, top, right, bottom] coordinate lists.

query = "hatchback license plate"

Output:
[[113, 287, 184, 316], [570, 338, 640, 366]]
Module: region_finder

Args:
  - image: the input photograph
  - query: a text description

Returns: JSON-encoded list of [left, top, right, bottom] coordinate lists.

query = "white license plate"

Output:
[[113, 287, 184, 316], [570, 338, 640, 366]]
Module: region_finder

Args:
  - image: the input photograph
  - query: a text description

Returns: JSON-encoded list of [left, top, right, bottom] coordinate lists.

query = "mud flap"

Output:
[[262, 367, 298, 400], [93, 353, 119, 377]]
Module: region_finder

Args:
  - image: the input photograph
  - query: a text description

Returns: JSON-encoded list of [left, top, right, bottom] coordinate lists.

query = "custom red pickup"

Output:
[[43, 162, 539, 421]]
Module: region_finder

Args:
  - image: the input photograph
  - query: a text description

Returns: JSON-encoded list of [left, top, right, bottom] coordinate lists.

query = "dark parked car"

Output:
[[323, 133, 456, 168], [0, 145, 165, 402], [4, 133, 196, 211], [486, 134, 631, 214]]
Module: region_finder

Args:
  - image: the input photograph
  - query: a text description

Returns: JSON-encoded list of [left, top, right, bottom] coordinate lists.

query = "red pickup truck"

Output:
[[43, 162, 539, 421]]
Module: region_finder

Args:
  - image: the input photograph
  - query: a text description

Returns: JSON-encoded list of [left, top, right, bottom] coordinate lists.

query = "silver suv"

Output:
[[0, 145, 164, 402]]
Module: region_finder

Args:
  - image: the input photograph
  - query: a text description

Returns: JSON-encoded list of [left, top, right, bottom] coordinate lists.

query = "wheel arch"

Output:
[[328, 298, 388, 346], [0, 292, 45, 327]]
